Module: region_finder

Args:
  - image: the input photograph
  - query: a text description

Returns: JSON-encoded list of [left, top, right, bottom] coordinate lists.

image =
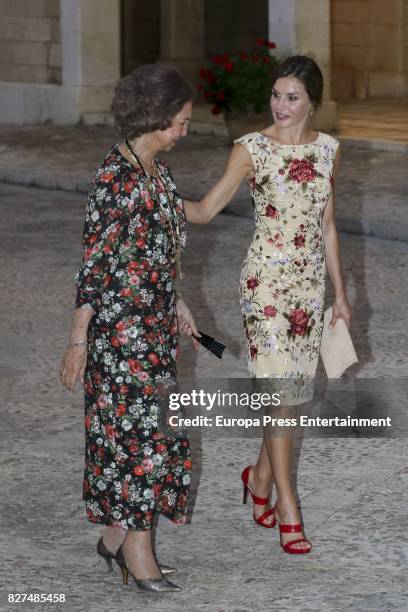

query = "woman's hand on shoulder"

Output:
[[176, 297, 200, 350], [60, 344, 88, 392], [183, 143, 254, 224]]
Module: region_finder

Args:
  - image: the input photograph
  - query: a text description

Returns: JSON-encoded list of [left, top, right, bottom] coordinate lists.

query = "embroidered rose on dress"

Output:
[[247, 277, 259, 290], [288, 158, 317, 183], [288, 308, 309, 336], [279, 153, 323, 191], [264, 305, 277, 318], [265, 204, 279, 219], [293, 233, 306, 248]]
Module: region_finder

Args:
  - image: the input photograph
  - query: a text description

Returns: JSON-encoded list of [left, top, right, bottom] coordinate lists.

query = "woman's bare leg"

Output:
[[263, 432, 311, 551], [247, 441, 275, 526]]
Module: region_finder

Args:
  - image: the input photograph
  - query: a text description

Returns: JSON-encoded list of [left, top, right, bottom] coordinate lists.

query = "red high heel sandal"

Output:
[[241, 466, 276, 528], [273, 505, 312, 554]]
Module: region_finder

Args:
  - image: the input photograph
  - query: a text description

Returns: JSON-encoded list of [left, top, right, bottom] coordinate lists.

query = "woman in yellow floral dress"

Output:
[[184, 56, 351, 553]]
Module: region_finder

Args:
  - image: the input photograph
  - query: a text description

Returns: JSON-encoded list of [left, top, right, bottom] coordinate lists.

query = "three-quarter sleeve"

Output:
[[75, 166, 130, 311]]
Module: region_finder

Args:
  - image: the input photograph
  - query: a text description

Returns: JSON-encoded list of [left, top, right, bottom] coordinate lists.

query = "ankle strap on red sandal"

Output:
[[250, 493, 269, 505], [279, 523, 302, 533]]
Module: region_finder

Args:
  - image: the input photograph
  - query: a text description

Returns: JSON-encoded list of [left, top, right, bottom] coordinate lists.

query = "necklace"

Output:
[[125, 139, 184, 278]]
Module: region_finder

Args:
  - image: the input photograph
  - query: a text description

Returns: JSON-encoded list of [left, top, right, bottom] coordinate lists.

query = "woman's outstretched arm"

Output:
[[183, 144, 253, 224]]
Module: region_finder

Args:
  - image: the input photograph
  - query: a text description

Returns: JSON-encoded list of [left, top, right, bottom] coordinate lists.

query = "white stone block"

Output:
[[0, 81, 118, 124], [77, 84, 116, 115], [0, 63, 49, 83], [0, 41, 48, 67], [61, 0, 120, 87], [5, 0, 49, 18], [0, 82, 78, 123], [0, 16, 53, 42]]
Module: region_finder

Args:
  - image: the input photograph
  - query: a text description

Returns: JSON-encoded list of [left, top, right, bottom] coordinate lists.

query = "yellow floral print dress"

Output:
[[236, 131, 339, 403]]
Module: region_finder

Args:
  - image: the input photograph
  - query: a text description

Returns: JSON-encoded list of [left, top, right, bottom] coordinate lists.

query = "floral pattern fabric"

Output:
[[236, 132, 339, 403], [75, 145, 191, 530]]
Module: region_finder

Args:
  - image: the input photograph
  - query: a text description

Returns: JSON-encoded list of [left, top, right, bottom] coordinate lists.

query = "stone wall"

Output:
[[0, 0, 61, 85], [331, 0, 408, 99]]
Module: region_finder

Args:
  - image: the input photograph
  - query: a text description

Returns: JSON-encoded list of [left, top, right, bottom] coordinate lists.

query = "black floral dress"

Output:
[[75, 145, 191, 531]]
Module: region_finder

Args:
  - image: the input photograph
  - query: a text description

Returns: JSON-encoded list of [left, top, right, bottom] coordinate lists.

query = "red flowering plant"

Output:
[[198, 38, 278, 115]]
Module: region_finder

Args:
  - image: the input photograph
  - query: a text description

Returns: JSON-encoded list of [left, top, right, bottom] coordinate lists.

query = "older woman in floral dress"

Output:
[[60, 65, 198, 592]]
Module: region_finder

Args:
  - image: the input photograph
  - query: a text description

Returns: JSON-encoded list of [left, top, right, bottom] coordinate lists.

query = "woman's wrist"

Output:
[[66, 340, 87, 349], [69, 332, 88, 343]]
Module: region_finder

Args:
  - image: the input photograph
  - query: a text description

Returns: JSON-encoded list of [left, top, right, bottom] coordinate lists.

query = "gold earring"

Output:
[[309, 108, 314, 116]]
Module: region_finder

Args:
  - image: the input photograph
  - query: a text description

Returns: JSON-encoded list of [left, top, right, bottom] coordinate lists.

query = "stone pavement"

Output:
[[0, 126, 407, 242], [0, 180, 407, 612]]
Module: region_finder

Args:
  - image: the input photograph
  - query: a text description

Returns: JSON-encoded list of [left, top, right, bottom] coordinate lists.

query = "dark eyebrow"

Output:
[[272, 88, 300, 96]]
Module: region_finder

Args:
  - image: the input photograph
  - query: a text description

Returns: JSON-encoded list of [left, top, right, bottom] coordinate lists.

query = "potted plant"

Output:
[[198, 38, 278, 143]]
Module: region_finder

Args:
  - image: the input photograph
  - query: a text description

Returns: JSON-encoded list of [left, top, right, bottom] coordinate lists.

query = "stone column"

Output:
[[268, 0, 337, 130], [160, 0, 205, 84], [61, 0, 121, 121]]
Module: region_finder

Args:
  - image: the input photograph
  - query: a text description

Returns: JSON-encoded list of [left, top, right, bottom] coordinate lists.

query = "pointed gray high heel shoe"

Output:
[[116, 546, 182, 592], [97, 538, 176, 575], [97, 537, 115, 571], [158, 563, 177, 576]]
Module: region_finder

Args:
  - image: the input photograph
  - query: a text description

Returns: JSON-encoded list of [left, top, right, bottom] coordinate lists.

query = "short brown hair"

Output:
[[271, 55, 323, 109], [111, 64, 194, 139]]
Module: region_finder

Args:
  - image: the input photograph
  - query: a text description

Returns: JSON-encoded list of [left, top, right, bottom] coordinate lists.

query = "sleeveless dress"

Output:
[[75, 145, 191, 530], [236, 131, 339, 404]]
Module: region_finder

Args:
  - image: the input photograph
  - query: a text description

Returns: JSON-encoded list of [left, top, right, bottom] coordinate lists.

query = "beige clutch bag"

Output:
[[320, 307, 358, 378]]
